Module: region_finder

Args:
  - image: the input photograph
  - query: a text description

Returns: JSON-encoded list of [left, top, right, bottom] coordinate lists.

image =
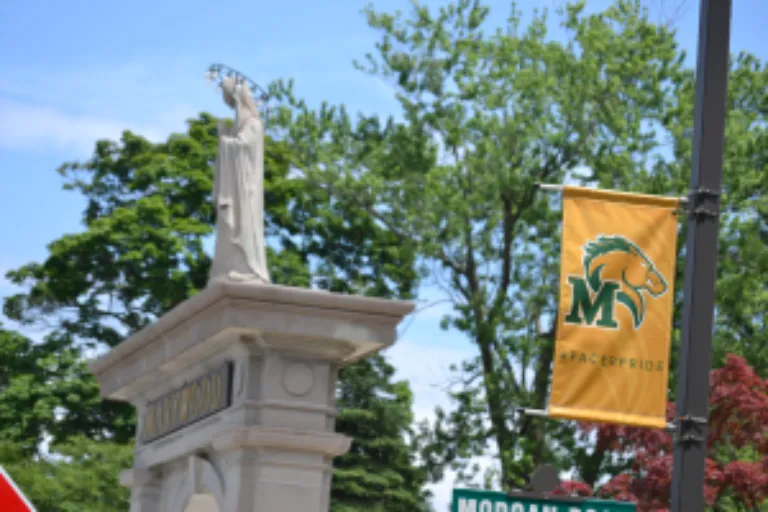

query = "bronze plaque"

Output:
[[140, 362, 233, 443]]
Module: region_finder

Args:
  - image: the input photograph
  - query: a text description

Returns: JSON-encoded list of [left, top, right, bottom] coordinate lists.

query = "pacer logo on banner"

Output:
[[548, 186, 680, 429]]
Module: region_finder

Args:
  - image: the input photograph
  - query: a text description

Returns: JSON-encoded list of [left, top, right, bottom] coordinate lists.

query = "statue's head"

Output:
[[220, 76, 260, 120], [221, 77, 238, 109]]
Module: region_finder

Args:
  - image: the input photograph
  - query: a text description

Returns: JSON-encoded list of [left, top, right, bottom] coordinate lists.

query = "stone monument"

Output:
[[88, 64, 414, 512]]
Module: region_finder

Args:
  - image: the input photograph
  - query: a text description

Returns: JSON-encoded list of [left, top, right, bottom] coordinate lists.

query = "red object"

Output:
[[0, 467, 35, 511], [559, 354, 768, 511]]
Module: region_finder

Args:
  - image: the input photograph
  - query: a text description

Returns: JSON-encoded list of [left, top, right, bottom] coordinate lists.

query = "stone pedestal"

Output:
[[89, 282, 414, 512]]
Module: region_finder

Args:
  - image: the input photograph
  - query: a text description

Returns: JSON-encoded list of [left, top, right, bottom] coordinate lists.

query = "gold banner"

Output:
[[548, 186, 680, 429]]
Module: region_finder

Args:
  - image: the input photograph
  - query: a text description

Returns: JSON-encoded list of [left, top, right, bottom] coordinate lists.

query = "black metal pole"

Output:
[[671, 1, 732, 511]]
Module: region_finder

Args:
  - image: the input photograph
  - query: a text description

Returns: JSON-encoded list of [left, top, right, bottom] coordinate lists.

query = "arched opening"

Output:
[[184, 493, 220, 512], [168, 456, 226, 512]]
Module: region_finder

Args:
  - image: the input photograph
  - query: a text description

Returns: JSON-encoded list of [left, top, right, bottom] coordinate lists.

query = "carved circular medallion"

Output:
[[282, 362, 314, 397]]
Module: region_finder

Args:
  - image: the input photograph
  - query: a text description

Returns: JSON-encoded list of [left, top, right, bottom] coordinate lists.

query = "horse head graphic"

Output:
[[582, 235, 668, 329]]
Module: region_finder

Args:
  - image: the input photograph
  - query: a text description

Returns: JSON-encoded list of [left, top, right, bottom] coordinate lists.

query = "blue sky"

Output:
[[1, 0, 767, 509]]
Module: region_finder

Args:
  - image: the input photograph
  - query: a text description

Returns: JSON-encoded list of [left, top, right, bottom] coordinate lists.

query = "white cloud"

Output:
[[0, 57, 396, 157], [0, 98, 195, 155], [385, 338, 469, 418], [0, 61, 193, 116], [0, 59, 212, 157]]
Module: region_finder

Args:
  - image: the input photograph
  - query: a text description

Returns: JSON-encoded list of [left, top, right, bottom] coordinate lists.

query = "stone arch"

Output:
[[183, 494, 219, 512], [167, 455, 226, 512]]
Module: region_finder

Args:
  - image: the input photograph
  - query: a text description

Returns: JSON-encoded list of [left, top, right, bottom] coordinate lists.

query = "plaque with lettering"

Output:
[[140, 362, 233, 443]]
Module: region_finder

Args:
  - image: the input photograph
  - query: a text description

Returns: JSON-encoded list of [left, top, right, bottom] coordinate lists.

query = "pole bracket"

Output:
[[686, 187, 721, 219], [674, 415, 708, 446]]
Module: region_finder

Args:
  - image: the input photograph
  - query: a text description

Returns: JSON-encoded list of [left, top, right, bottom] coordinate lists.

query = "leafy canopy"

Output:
[[561, 355, 767, 511], [2, 101, 429, 510], [332, 0, 691, 489]]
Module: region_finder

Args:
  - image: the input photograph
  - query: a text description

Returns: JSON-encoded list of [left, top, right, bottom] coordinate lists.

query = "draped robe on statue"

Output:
[[209, 113, 270, 285]]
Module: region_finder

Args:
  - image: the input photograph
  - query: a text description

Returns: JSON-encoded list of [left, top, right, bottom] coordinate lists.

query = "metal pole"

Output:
[[671, 1, 732, 511]]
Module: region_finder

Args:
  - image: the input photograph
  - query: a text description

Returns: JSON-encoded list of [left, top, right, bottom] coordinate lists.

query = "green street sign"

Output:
[[452, 488, 636, 512]]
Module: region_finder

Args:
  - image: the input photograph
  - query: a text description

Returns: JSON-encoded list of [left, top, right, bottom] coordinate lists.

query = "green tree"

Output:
[[561, 355, 767, 511], [555, 18, 768, 499], [0, 326, 128, 454], [318, 0, 689, 489], [333, 357, 430, 511], [2, 103, 428, 510], [672, 51, 768, 377], [0, 437, 133, 512], [341, 0, 767, 495]]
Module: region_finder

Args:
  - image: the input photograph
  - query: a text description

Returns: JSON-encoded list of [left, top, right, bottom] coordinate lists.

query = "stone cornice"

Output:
[[212, 427, 353, 458], [90, 282, 414, 377], [88, 283, 414, 401]]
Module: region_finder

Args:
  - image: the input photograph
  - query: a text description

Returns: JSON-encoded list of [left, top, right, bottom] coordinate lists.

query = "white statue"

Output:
[[209, 76, 270, 285]]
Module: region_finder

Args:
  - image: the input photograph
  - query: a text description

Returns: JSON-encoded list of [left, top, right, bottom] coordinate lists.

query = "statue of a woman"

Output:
[[208, 76, 270, 285]]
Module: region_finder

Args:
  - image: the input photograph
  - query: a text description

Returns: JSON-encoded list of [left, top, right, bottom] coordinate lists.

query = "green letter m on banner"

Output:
[[564, 276, 619, 329]]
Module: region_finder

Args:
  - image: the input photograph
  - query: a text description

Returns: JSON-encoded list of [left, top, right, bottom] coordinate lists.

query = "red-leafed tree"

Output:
[[560, 354, 767, 511]]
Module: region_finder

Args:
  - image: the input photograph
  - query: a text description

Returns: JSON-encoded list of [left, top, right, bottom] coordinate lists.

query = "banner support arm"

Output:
[[533, 182, 689, 205], [517, 407, 677, 431], [515, 407, 549, 419]]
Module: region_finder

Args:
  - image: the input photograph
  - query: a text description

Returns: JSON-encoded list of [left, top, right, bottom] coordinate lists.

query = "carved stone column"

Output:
[[120, 468, 162, 512]]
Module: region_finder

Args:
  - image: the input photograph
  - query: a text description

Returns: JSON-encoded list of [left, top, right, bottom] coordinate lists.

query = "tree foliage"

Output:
[[333, 357, 429, 511], [0, 326, 130, 454], [316, 0, 767, 493], [2, 106, 428, 510], [331, 0, 692, 488], [0, 437, 133, 512], [1, 0, 766, 509], [560, 355, 767, 511]]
